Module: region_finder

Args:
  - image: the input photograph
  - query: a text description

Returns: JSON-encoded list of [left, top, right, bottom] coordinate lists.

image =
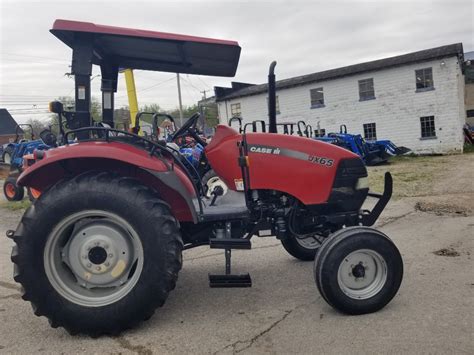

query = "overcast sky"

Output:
[[0, 0, 473, 123]]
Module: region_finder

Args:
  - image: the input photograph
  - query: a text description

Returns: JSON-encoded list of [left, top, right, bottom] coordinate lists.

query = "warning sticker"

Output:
[[234, 179, 244, 191]]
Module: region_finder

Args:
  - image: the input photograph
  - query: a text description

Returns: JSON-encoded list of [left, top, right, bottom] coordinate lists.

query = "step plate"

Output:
[[209, 273, 252, 288], [209, 238, 251, 249]]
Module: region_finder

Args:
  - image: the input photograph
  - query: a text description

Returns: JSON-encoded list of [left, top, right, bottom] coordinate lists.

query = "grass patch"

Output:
[[464, 143, 474, 154], [1, 199, 31, 211], [367, 155, 446, 199]]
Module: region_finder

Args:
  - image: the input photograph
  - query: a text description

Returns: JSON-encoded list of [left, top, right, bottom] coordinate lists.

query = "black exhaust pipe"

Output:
[[268, 61, 277, 133]]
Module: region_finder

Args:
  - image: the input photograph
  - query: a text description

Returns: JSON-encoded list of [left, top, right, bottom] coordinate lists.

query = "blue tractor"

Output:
[[314, 125, 410, 166], [3, 125, 51, 201]]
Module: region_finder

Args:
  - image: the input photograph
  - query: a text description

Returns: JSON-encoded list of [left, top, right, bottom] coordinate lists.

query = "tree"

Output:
[[25, 118, 49, 138], [137, 103, 162, 125]]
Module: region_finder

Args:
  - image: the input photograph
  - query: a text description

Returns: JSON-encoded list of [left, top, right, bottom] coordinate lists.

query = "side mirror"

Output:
[[49, 101, 64, 114]]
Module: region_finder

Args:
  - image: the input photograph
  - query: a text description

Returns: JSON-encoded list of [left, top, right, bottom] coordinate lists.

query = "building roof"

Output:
[[464, 51, 474, 61], [215, 43, 464, 101], [0, 109, 23, 136]]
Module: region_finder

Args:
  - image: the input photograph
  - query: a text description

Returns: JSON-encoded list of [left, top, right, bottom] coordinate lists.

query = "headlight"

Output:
[[356, 177, 369, 190]]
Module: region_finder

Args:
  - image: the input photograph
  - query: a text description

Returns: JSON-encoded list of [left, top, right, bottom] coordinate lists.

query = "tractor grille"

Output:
[[328, 158, 368, 212], [332, 158, 367, 188]]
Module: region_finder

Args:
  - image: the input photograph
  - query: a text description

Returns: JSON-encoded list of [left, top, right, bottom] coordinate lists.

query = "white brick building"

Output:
[[215, 44, 466, 154]]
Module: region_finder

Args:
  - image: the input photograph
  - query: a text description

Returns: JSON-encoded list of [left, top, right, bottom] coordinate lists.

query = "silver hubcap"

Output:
[[337, 249, 387, 300], [295, 235, 321, 250], [44, 210, 144, 307], [4, 153, 11, 164]]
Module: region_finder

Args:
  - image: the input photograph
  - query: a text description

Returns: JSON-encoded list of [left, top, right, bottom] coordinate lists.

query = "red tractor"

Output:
[[9, 20, 403, 336]]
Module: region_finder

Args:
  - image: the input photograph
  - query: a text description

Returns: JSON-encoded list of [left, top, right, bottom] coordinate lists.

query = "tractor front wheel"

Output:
[[11, 171, 183, 336], [314, 227, 403, 314], [3, 177, 24, 201]]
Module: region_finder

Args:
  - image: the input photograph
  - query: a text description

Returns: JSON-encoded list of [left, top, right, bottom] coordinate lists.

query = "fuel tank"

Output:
[[205, 125, 363, 205]]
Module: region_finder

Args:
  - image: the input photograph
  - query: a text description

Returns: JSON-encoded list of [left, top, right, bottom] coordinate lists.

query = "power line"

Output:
[[10, 112, 50, 115], [115, 75, 176, 99], [196, 76, 212, 90], [182, 76, 202, 92], [7, 108, 50, 111], [0, 52, 69, 63]]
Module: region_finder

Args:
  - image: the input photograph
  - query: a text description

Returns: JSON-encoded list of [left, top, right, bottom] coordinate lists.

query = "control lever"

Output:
[[210, 185, 224, 206]]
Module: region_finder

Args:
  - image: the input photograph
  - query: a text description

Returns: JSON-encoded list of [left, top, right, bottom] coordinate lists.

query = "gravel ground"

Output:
[[0, 154, 472, 354]]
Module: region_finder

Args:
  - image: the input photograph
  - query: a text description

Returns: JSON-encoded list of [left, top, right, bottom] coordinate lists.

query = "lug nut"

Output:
[[109, 253, 113, 258], [105, 262, 110, 267], [87, 263, 91, 268], [96, 266, 101, 271]]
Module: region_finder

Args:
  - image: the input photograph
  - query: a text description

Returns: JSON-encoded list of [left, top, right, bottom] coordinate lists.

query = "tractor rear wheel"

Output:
[[3, 177, 24, 201], [314, 227, 403, 314], [11, 171, 183, 336], [281, 234, 322, 261]]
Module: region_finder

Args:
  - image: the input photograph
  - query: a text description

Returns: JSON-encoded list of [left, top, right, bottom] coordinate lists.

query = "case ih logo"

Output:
[[249, 146, 281, 155]]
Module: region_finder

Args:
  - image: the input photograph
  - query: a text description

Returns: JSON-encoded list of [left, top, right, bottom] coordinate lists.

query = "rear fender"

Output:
[[17, 144, 198, 222]]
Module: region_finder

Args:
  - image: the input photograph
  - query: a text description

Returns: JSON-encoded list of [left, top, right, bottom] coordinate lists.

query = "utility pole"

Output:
[[200, 89, 209, 100], [176, 73, 183, 126]]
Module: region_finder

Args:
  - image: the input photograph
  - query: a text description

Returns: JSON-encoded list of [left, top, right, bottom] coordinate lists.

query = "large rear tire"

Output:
[[314, 227, 403, 315], [11, 171, 183, 336], [3, 176, 24, 201]]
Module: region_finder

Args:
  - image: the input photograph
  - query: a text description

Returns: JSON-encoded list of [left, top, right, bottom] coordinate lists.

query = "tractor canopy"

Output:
[[51, 19, 241, 76]]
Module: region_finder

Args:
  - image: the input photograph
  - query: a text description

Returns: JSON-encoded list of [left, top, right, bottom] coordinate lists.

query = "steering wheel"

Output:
[[170, 113, 206, 146]]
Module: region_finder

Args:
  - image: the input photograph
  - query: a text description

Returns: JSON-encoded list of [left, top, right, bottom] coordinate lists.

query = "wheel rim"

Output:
[[29, 188, 41, 199], [295, 235, 321, 250], [337, 249, 387, 300], [44, 210, 144, 307], [4, 153, 11, 164], [5, 183, 16, 198]]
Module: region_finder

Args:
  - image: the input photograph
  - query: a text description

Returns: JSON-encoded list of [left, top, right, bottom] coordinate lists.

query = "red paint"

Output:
[[52, 19, 239, 46], [206, 125, 359, 205]]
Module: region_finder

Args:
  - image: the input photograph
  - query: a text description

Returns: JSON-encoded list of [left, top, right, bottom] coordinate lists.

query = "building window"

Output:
[[420, 116, 436, 138], [363, 123, 377, 140], [466, 109, 474, 118], [267, 96, 280, 114], [358, 78, 375, 101], [415, 68, 434, 91], [230, 103, 241, 117], [310, 87, 324, 108]]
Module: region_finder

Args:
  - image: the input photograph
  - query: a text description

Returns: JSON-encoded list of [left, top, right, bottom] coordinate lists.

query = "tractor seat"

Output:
[[196, 190, 249, 222]]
